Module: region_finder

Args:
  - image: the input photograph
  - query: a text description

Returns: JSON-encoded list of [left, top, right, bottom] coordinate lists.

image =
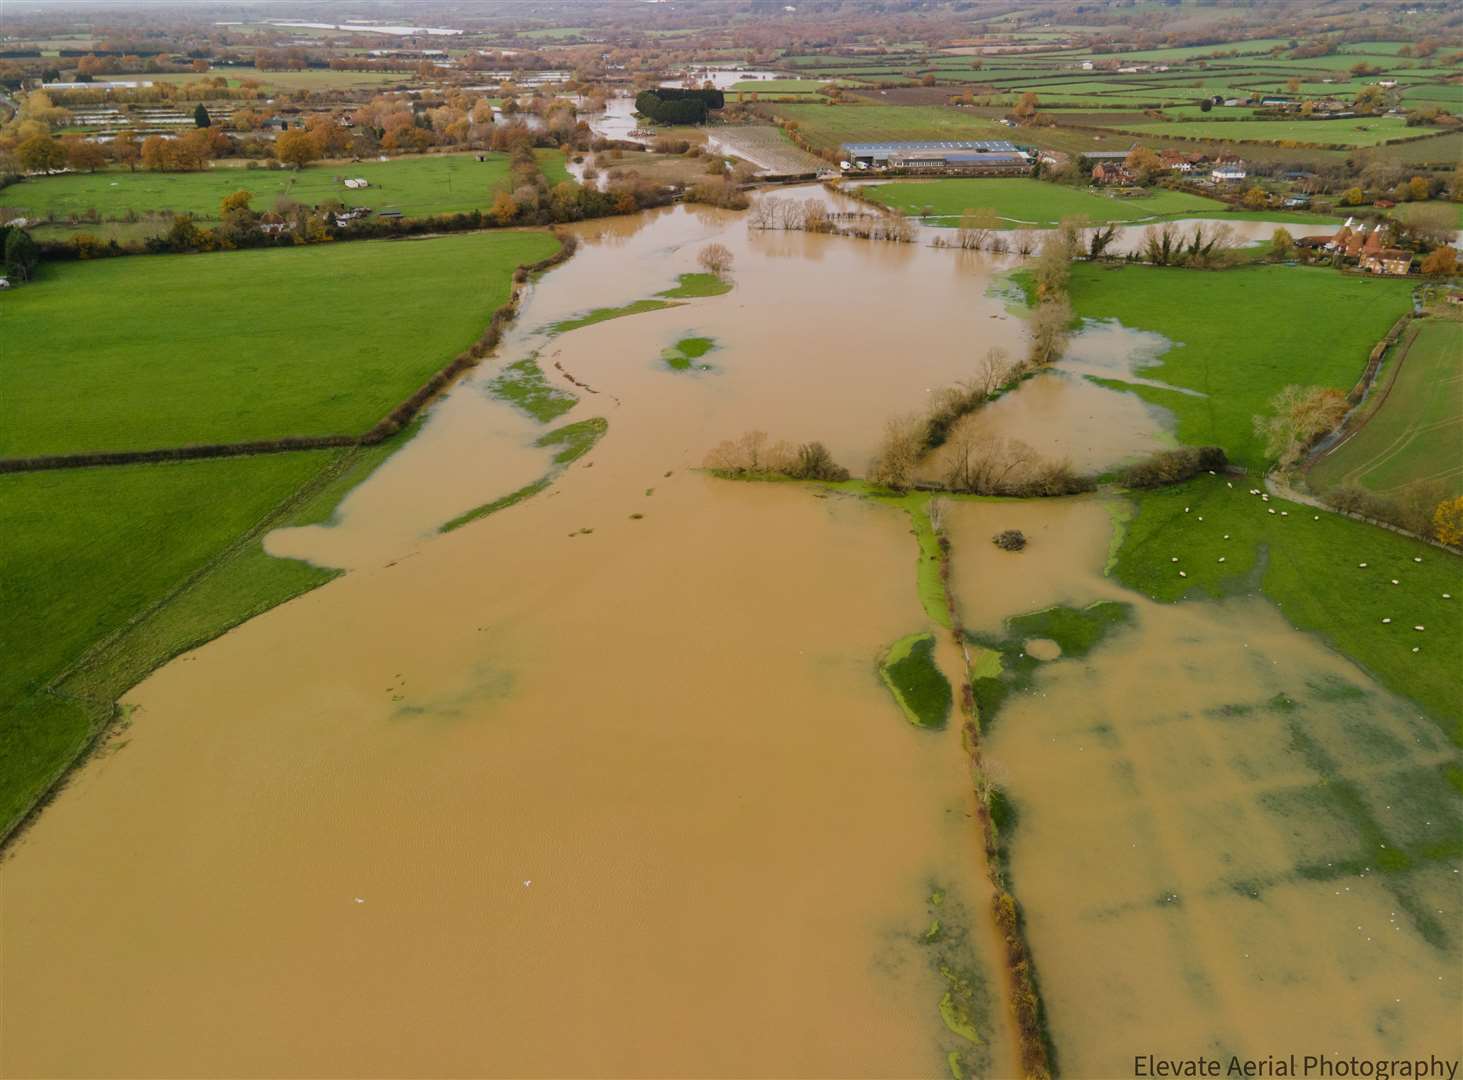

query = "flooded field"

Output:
[[3, 189, 1457, 1078], [2, 194, 1031, 1078], [946, 499, 1462, 1077]]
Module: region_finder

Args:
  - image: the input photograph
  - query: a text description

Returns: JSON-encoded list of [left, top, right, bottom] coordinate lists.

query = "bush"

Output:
[[1120, 446, 1228, 488], [993, 530, 1027, 551], [1323, 481, 1446, 540], [788, 441, 849, 481]]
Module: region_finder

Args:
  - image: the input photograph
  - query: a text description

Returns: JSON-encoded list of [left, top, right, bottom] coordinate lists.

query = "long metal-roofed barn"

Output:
[[840, 140, 1031, 174]]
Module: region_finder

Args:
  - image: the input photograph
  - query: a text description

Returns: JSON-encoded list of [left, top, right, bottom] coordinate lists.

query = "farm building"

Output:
[[1091, 162, 1136, 185], [840, 140, 1031, 174], [1362, 249, 1413, 276]]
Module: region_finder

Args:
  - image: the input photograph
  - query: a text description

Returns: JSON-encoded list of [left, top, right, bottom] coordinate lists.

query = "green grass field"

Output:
[[1308, 320, 1463, 499], [147, 67, 415, 91], [1, 229, 560, 457], [773, 103, 1010, 150], [0, 443, 388, 840], [1109, 116, 1414, 147], [1, 151, 567, 223], [1111, 475, 1463, 741], [1391, 200, 1463, 230], [1067, 263, 1414, 467], [859, 177, 1226, 226]]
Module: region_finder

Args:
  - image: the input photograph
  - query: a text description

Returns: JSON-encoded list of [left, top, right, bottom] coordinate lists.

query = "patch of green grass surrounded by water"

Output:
[[440, 478, 553, 533], [662, 335, 718, 372], [878, 632, 953, 730], [657, 272, 732, 298], [486, 356, 578, 423], [536, 417, 608, 465], [548, 299, 679, 335], [966, 601, 1134, 731]]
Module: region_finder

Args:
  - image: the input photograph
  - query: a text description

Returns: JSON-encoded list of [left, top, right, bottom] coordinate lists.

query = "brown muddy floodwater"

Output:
[[3, 195, 1031, 1079], [946, 498, 1462, 1077], [5, 193, 1454, 1079]]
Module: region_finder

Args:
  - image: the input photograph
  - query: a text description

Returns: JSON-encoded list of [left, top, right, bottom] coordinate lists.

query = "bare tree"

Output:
[[1032, 231, 1073, 300], [957, 207, 999, 250], [1028, 296, 1073, 367], [1253, 385, 1350, 468], [698, 242, 734, 276], [869, 414, 925, 491]]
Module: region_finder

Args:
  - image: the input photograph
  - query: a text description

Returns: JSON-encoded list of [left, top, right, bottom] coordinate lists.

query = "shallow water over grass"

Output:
[[992, 594, 1461, 1075]]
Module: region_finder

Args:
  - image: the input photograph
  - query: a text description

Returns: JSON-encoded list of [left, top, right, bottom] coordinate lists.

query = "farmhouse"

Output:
[[1091, 161, 1136, 185], [1211, 161, 1247, 183], [1159, 149, 1205, 172], [1362, 248, 1413, 276], [840, 140, 1030, 174]]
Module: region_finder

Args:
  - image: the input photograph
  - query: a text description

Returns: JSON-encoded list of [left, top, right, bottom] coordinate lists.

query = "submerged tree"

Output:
[[697, 242, 734, 277], [868, 414, 925, 492], [1027, 296, 1072, 367]]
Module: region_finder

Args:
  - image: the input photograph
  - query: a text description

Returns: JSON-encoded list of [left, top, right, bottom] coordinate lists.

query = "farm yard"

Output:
[[1308, 319, 1463, 501]]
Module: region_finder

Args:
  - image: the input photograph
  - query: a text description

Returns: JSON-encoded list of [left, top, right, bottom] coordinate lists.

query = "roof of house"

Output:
[[941, 151, 1028, 164]]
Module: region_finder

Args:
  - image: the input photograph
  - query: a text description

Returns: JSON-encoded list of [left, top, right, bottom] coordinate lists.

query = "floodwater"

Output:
[[2, 193, 1031, 1078], [945, 498, 1462, 1077], [4, 190, 1456, 1078]]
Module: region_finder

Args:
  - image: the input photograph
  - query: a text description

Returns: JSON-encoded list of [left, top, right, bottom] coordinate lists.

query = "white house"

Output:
[[1211, 163, 1247, 183]]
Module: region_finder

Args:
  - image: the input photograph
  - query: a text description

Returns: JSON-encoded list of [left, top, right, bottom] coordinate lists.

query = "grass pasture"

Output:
[[1308, 319, 1463, 499], [1, 151, 567, 224], [1111, 475, 1463, 740], [772, 103, 1011, 151], [1109, 115, 1414, 147], [0, 441, 409, 841], [1066, 264, 1414, 467], [1, 229, 560, 457], [858, 177, 1225, 226], [145, 66, 415, 91]]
